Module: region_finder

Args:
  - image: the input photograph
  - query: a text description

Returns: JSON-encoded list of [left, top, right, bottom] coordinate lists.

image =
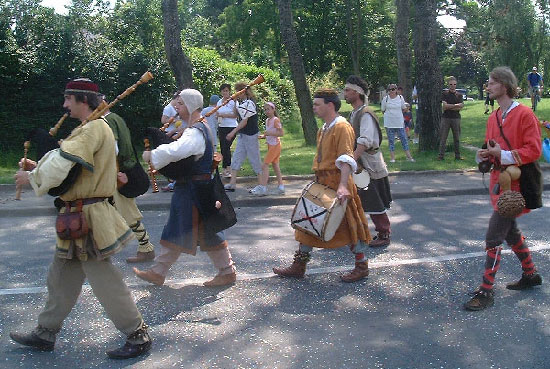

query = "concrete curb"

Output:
[[3, 165, 550, 217]]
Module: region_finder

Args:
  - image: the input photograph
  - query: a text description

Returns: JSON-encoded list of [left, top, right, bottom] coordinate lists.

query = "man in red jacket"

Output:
[[464, 66, 543, 311]]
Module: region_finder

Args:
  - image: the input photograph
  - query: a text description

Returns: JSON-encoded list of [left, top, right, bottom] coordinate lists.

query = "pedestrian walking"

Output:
[[344, 75, 392, 248], [273, 88, 371, 283], [11, 78, 151, 359], [134, 89, 237, 287], [464, 67, 543, 311], [251, 101, 285, 196]]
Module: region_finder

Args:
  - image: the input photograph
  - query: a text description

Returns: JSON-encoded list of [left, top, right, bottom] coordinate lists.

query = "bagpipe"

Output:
[[144, 74, 265, 181], [17, 72, 154, 199]]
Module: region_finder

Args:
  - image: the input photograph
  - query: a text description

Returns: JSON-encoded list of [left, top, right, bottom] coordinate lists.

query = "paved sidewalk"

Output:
[[2, 166, 550, 216]]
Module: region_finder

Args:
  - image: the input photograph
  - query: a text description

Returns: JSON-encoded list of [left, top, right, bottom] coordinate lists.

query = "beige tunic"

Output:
[[29, 119, 133, 260], [295, 117, 371, 248]]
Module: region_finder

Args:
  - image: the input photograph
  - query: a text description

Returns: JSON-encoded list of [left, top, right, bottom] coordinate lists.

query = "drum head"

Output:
[[352, 170, 370, 189]]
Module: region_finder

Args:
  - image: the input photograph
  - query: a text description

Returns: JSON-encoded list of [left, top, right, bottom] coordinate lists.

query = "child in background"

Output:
[[201, 94, 221, 149], [251, 102, 285, 196], [403, 103, 414, 141]]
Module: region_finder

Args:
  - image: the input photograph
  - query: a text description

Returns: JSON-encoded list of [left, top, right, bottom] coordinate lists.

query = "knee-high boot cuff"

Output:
[[294, 250, 311, 264]]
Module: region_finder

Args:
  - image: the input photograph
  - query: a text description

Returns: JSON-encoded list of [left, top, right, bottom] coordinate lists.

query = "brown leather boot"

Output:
[[369, 233, 390, 248], [273, 251, 310, 278], [340, 260, 369, 283], [126, 251, 155, 263]]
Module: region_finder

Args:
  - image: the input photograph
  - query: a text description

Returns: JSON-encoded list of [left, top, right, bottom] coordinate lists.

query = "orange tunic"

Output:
[[295, 117, 371, 248]]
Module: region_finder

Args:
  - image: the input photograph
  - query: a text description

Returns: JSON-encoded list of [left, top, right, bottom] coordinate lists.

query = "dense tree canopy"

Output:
[[1, 0, 549, 152]]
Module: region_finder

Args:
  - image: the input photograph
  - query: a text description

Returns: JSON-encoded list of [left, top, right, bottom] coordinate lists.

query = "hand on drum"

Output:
[[336, 183, 350, 205]]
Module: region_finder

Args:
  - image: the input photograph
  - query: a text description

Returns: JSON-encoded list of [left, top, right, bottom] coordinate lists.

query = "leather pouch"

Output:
[[56, 200, 89, 240]]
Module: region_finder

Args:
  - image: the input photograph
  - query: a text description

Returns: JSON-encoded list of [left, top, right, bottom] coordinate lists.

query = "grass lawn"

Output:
[[2, 98, 549, 184]]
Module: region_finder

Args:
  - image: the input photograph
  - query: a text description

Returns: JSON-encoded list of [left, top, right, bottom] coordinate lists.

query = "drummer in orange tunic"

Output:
[[273, 88, 371, 282]]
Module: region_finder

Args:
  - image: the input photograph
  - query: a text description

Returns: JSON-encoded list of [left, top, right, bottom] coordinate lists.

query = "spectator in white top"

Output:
[[161, 90, 182, 136], [216, 83, 239, 178], [201, 94, 221, 148], [381, 83, 415, 162]]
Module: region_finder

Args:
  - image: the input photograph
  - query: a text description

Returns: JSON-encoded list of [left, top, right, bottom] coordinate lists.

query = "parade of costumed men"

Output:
[[274, 88, 371, 283], [10, 78, 152, 360]]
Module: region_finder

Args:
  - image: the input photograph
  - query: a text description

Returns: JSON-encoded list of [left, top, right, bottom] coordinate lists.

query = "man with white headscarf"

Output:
[[344, 75, 393, 248], [134, 89, 237, 287]]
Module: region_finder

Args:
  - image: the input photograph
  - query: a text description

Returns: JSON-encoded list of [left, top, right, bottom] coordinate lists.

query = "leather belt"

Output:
[[191, 174, 212, 181], [175, 173, 212, 185], [68, 197, 108, 208]]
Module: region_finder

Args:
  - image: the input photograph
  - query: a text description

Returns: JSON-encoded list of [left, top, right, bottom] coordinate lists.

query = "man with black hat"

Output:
[[11, 78, 152, 359]]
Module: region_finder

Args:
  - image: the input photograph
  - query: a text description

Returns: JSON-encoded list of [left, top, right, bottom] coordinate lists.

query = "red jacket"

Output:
[[485, 104, 541, 213]]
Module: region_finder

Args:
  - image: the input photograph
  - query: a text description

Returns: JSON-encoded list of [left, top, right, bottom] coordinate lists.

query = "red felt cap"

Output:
[[64, 78, 99, 94]]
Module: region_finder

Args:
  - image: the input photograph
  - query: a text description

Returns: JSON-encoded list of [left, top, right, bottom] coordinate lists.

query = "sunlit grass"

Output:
[[2, 99, 549, 183]]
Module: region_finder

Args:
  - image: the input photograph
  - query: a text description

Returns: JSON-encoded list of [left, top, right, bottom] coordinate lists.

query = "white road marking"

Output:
[[1, 244, 549, 296]]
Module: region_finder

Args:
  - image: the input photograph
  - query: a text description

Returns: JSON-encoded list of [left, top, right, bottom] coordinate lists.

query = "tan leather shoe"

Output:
[[133, 268, 165, 286], [203, 272, 236, 287], [126, 251, 155, 263]]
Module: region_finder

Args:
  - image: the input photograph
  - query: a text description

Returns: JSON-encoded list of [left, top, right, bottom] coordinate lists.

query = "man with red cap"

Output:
[[11, 78, 152, 359]]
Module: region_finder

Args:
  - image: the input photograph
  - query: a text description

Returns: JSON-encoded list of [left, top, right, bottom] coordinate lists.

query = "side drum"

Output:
[[291, 181, 347, 242]]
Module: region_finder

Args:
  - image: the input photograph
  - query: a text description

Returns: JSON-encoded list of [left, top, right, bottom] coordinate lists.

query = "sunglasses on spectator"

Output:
[[389, 88, 396, 91]]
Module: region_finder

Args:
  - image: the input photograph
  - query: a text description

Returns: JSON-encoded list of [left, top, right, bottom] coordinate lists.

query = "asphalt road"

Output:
[[1, 194, 550, 368]]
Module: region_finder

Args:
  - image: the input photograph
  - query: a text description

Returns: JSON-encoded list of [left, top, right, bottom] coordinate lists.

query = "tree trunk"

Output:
[[412, 0, 442, 151], [344, 0, 360, 75], [161, 0, 194, 89], [277, 0, 317, 145], [395, 0, 412, 104]]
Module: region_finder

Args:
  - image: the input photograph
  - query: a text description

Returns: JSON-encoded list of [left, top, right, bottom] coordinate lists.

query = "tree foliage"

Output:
[[2, 0, 549, 153]]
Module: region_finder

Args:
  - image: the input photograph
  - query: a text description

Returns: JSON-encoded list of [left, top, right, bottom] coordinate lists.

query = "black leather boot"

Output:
[[106, 324, 152, 359], [10, 331, 55, 351]]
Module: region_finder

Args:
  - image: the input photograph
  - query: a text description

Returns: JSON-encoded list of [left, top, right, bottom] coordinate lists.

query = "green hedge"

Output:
[[188, 46, 299, 132], [1, 47, 299, 156]]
